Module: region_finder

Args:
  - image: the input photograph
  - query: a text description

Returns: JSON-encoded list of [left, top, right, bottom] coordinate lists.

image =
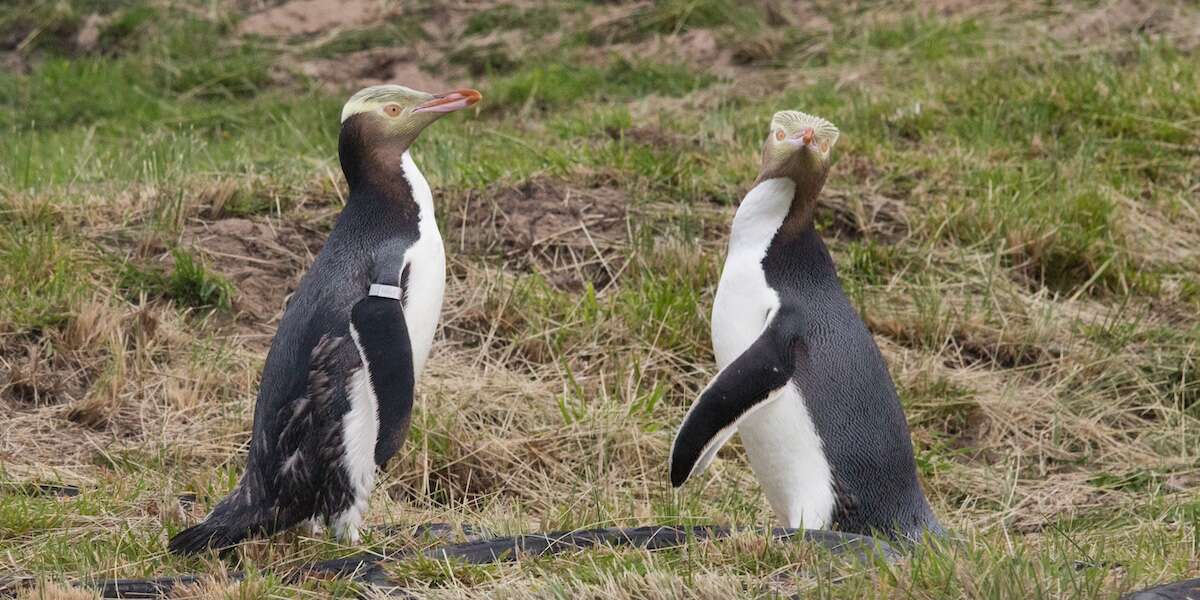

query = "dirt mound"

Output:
[[238, 0, 389, 38], [180, 217, 326, 345], [300, 48, 453, 94], [447, 179, 630, 291]]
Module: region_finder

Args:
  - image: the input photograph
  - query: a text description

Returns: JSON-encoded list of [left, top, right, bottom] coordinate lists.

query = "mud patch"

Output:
[[299, 48, 454, 94], [180, 217, 326, 346], [238, 0, 389, 38], [446, 179, 630, 291]]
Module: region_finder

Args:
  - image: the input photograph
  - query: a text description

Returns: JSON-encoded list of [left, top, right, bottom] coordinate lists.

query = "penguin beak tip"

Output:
[[413, 89, 483, 114]]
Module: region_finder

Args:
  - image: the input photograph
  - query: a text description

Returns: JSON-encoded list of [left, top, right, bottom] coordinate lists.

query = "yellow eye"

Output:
[[383, 104, 402, 117], [819, 141, 829, 153], [774, 130, 786, 141]]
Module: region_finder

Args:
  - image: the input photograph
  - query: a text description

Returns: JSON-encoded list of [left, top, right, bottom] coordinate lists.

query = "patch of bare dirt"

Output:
[[594, 29, 739, 77], [446, 179, 630, 291], [299, 48, 455, 94], [1051, 0, 1199, 48], [237, 0, 390, 38], [605, 124, 699, 149], [0, 51, 28, 75], [180, 217, 326, 347], [73, 14, 107, 53]]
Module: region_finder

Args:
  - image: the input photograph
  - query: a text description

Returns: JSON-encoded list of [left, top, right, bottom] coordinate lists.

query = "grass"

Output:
[[117, 248, 235, 313], [1, 0, 1199, 598]]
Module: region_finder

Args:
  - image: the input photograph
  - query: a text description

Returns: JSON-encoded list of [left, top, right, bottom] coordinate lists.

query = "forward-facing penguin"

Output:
[[169, 85, 481, 555], [669, 111, 942, 541]]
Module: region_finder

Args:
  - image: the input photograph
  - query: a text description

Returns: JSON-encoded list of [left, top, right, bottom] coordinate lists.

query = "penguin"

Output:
[[668, 110, 942, 542], [168, 84, 481, 555]]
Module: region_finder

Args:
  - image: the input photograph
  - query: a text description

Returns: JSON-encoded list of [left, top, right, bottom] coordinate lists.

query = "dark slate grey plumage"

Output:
[[169, 85, 480, 555], [761, 223, 941, 538], [670, 110, 941, 542]]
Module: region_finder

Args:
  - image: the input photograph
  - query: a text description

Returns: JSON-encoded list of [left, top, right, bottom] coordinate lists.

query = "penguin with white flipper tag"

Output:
[[169, 85, 481, 555]]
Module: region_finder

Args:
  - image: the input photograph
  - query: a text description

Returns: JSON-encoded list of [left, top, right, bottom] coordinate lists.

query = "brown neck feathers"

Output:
[[338, 114, 414, 197], [755, 150, 829, 237]]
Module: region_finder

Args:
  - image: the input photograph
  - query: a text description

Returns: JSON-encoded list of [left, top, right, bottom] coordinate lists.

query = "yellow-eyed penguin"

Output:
[[169, 85, 481, 554], [669, 111, 942, 541]]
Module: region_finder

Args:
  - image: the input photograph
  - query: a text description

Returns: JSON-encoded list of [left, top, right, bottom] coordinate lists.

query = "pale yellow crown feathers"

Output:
[[340, 84, 428, 123], [771, 110, 839, 150]]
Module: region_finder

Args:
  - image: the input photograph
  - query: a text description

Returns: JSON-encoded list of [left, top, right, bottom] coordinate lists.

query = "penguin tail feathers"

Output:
[[168, 487, 273, 555], [168, 520, 249, 556]]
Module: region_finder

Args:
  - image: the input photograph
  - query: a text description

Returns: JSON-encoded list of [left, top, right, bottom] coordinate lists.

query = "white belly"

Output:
[[712, 264, 836, 530], [738, 386, 835, 529], [711, 249, 778, 369], [401, 232, 444, 378], [399, 150, 446, 379], [711, 177, 835, 530]]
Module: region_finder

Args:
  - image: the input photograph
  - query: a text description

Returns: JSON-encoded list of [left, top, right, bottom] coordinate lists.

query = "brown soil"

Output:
[[606, 124, 699, 149], [179, 216, 326, 347], [592, 29, 739, 77], [237, 0, 390, 38], [299, 48, 454, 94], [73, 14, 107, 53], [446, 179, 630, 291], [1051, 0, 1193, 45], [0, 52, 28, 75]]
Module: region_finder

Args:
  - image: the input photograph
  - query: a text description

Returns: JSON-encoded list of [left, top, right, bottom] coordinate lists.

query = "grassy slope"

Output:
[[1, 0, 1198, 597]]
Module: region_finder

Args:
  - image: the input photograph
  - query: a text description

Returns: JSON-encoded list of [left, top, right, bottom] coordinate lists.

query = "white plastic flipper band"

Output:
[[368, 284, 402, 299]]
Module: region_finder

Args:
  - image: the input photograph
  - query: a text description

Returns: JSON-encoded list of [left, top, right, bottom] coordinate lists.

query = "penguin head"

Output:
[[340, 84, 481, 144], [758, 110, 839, 184], [338, 84, 481, 187]]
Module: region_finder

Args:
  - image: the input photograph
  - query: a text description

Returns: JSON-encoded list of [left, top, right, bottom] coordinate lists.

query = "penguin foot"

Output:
[[332, 508, 364, 545], [304, 518, 327, 538]]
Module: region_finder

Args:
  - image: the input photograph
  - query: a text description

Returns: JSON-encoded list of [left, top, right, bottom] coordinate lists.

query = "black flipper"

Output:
[[669, 305, 804, 487], [350, 242, 415, 468]]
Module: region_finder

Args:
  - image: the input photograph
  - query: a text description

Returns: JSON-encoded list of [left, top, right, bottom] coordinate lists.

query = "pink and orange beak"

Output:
[[413, 89, 483, 114], [782, 127, 820, 148]]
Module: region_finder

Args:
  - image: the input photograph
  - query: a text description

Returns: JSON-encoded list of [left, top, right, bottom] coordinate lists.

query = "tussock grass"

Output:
[[2, 0, 1199, 597]]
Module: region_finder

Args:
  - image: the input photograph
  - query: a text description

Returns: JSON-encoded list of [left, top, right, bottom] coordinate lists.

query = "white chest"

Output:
[[711, 178, 793, 367], [713, 178, 835, 529], [400, 235, 444, 377], [398, 151, 445, 378]]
